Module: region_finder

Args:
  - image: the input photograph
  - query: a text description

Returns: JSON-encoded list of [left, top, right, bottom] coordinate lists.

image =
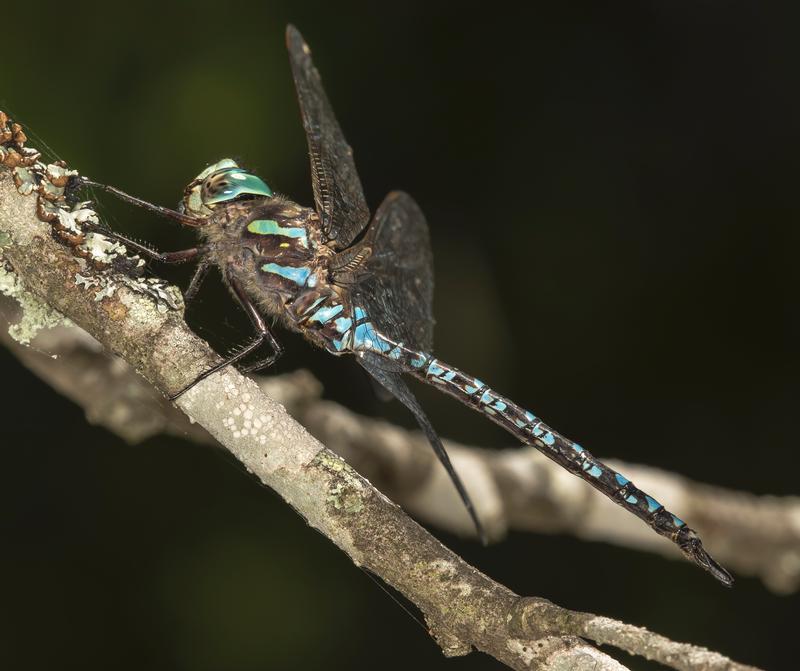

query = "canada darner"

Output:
[[82, 25, 733, 586]]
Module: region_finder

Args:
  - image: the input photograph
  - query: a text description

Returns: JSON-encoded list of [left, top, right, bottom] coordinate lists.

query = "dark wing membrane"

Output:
[[286, 25, 370, 249], [358, 353, 486, 543], [334, 191, 434, 352]]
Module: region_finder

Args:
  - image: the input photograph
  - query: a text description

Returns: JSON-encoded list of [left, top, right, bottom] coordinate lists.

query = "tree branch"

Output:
[[0, 121, 760, 670], [4, 308, 796, 595]]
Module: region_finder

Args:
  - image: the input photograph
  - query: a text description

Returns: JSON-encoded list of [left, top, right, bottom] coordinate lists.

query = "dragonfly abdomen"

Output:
[[413, 354, 732, 584], [347, 325, 732, 585]]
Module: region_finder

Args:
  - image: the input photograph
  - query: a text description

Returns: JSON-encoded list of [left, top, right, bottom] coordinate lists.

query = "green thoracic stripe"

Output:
[[247, 219, 308, 246]]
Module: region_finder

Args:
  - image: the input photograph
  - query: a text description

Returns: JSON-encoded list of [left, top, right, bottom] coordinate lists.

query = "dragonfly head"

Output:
[[181, 159, 274, 218]]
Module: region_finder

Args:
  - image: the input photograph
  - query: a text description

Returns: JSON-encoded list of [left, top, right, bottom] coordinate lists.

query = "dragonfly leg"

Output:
[[81, 178, 204, 227], [183, 260, 211, 307], [169, 274, 282, 400], [82, 222, 210, 305], [238, 337, 284, 374], [83, 221, 209, 265]]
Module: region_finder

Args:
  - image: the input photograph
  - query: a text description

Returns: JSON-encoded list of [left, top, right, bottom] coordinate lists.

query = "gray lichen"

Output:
[[316, 450, 367, 515], [0, 257, 72, 344]]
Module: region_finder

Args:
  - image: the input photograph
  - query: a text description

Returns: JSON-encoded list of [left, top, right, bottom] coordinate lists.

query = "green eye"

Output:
[[202, 168, 273, 205]]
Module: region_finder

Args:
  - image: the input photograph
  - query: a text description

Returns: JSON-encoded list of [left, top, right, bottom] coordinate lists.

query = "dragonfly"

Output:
[[82, 25, 733, 586]]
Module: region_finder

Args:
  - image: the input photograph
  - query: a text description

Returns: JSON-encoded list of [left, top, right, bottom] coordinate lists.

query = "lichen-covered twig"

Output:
[[0, 118, 760, 670]]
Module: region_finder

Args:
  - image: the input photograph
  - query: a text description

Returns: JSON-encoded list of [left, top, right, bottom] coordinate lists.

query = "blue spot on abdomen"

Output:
[[645, 495, 663, 513], [409, 353, 427, 368], [353, 322, 392, 353], [309, 303, 344, 324], [427, 360, 445, 377], [333, 316, 352, 333]]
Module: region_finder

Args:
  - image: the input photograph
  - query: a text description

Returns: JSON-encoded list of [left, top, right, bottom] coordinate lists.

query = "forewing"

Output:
[[286, 25, 370, 249], [341, 191, 435, 352]]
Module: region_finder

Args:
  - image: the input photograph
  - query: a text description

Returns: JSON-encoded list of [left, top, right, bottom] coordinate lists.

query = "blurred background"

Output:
[[2, 1, 798, 669]]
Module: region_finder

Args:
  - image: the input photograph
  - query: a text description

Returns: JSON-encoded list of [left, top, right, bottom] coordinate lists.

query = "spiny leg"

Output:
[[183, 260, 211, 308], [169, 274, 282, 400], [229, 278, 283, 373], [239, 339, 285, 374], [82, 222, 209, 305], [82, 219, 208, 265], [80, 178, 204, 227]]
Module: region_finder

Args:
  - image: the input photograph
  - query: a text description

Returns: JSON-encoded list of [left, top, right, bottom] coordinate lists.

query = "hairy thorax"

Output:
[[199, 196, 341, 334]]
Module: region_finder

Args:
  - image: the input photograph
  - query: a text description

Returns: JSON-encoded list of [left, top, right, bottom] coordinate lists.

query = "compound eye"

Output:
[[200, 168, 273, 206], [201, 173, 233, 202]]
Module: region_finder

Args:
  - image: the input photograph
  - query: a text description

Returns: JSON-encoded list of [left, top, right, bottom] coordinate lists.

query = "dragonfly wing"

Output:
[[286, 25, 370, 249], [341, 194, 482, 538], [333, 190, 435, 352], [359, 353, 486, 542]]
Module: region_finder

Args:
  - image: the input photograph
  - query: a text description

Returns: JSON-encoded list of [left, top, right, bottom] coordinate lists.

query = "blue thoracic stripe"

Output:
[[262, 263, 311, 285]]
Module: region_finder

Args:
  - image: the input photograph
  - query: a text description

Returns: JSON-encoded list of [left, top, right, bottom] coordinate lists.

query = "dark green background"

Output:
[[2, 2, 797, 669]]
